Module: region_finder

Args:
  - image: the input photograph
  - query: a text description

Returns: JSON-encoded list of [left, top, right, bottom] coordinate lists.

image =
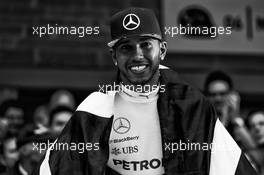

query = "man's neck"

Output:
[[120, 70, 160, 93], [121, 83, 159, 93]]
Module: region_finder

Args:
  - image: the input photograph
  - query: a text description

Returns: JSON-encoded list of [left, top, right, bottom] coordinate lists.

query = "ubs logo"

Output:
[[123, 13, 140, 30], [113, 117, 131, 134]]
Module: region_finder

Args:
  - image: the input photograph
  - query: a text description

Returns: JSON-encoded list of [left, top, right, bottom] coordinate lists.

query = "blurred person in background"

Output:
[[0, 118, 8, 142], [13, 127, 52, 175], [204, 71, 255, 151], [246, 110, 264, 174], [204, 70, 237, 126], [48, 90, 76, 137], [0, 134, 19, 174], [32, 105, 50, 133], [49, 105, 74, 137], [0, 119, 9, 173], [0, 87, 20, 145], [0, 119, 8, 173], [246, 110, 264, 147], [0, 100, 25, 137]]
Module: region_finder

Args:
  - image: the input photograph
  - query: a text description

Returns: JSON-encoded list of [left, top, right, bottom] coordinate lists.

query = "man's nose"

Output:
[[134, 45, 144, 60]]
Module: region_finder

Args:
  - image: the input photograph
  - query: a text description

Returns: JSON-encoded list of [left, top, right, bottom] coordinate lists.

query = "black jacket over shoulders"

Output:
[[33, 68, 258, 175]]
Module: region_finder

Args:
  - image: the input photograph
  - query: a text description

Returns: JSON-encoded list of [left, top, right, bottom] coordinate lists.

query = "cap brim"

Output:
[[107, 34, 162, 48], [107, 39, 120, 47]]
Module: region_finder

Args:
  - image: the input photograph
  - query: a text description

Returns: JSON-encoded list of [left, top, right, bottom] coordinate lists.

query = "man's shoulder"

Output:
[[159, 66, 181, 85], [76, 91, 116, 118], [159, 67, 204, 101]]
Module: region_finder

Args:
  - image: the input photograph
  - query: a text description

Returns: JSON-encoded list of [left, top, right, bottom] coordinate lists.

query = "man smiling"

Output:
[[108, 7, 167, 91], [112, 36, 163, 86], [35, 7, 257, 175]]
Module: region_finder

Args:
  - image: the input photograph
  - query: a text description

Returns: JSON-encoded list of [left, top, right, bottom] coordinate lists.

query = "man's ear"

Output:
[[160, 41, 167, 61], [110, 48, 117, 66]]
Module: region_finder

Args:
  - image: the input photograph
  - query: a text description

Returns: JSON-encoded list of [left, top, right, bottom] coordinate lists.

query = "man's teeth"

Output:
[[131, 65, 146, 71]]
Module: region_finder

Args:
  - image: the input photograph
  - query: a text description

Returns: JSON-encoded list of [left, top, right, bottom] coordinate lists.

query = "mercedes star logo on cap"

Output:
[[122, 13, 140, 30], [113, 117, 131, 134]]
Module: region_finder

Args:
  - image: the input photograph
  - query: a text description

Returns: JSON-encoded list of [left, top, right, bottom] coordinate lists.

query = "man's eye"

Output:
[[141, 42, 152, 48], [119, 45, 132, 51]]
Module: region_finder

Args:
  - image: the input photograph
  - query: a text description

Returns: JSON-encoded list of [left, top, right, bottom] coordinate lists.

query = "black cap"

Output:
[[108, 7, 162, 47]]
